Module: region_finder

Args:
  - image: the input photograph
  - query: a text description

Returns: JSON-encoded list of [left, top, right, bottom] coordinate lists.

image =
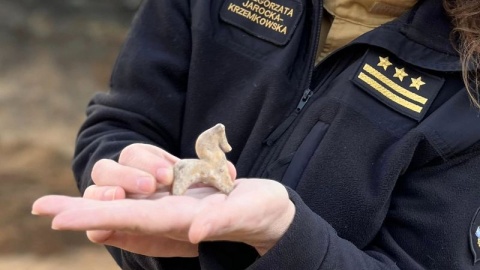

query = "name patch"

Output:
[[352, 50, 444, 121], [220, 0, 303, 45]]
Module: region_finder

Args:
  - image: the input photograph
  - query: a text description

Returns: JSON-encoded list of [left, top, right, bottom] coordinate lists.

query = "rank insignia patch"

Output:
[[470, 207, 480, 264], [220, 0, 303, 45], [352, 50, 445, 121]]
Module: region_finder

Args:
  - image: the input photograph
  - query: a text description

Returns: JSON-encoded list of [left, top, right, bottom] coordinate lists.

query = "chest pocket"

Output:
[[281, 121, 329, 188]]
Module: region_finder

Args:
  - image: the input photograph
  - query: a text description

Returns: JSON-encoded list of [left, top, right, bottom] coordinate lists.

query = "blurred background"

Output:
[[0, 0, 141, 268]]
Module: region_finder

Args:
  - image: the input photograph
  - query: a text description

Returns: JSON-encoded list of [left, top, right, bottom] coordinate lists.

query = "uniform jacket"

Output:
[[73, 0, 480, 268]]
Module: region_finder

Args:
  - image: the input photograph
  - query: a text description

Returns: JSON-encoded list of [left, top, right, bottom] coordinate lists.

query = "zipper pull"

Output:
[[264, 89, 314, 146], [296, 88, 313, 111]]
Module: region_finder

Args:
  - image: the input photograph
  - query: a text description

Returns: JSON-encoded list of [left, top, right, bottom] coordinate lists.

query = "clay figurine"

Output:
[[172, 124, 234, 195]]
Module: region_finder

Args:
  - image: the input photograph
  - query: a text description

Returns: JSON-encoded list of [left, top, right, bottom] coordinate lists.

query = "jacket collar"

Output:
[[400, 0, 457, 56], [350, 0, 462, 72]]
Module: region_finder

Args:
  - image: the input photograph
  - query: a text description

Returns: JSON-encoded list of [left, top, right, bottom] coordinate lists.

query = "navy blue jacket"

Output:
[[73, 0, 480, 268]]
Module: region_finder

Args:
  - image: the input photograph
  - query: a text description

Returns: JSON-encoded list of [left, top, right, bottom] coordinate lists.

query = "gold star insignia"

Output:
[[393, 67, 408, 82], [410, 76, 426, 90], [377, 56, 392, 71]]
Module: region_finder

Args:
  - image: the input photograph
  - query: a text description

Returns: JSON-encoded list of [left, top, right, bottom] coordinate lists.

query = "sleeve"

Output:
[[72, 1, 200, 269], [73, 0, 191, 193], [247, 188, 400, 270], [199, 144, 480, 269], [198, 188, 399, 270]]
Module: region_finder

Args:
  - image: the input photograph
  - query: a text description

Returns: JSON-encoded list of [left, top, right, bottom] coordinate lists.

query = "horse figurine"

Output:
[[172, 124, 234, 195]]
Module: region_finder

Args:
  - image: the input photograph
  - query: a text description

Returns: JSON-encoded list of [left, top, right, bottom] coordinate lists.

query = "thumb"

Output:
[[188, 195, 235, 244], [87, 230, 115, 244], [188, 221, 213, 244]]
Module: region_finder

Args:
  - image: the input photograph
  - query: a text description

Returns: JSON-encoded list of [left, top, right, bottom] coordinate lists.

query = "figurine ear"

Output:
[[213, 124, 225, 132]]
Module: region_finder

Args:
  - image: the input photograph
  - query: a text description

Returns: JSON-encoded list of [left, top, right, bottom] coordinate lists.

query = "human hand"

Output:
[[32, 179, 295, 257], [85, 143, 237, 199], [86, 143, 180, 200], [76, 143, 237, 257], [81, 143, 201, 256]]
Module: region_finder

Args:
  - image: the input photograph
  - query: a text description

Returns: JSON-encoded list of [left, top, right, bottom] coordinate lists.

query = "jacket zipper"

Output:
[[264, 88, 313, 145], [264, 0, 323, 146], [263, 39, 363, 146]]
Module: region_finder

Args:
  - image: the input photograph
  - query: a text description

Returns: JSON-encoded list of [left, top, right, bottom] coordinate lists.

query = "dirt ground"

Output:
[[0, 247, 118, 270], [0, 0, 140, 268]]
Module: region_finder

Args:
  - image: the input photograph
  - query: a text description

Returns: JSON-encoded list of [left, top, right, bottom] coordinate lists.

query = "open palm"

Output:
[[32, 179, 295, 257]]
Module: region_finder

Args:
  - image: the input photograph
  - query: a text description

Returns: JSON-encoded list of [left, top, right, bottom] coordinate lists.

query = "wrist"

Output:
[[255, 200, 296, 256]]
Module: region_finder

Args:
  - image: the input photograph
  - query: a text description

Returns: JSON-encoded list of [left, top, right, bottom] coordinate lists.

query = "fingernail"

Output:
[[156, 168, 173, 185], [104, 187, 117, 200], [137, 177, 154, 193], [31, 201, 40, 215]]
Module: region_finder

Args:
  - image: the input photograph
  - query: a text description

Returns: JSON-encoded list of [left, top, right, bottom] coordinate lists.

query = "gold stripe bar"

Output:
[[358, 72, 423, 113], [363, 64, 428, 105]]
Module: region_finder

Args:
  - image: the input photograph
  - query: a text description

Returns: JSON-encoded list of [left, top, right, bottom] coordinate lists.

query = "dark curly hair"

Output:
[[444, 0, 480, 107]]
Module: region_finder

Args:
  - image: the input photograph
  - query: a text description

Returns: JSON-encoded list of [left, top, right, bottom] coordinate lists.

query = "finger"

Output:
[[133, 186, 218, 200], [188, 179, 273, 243], [119, 143, 179, 186], [129, 186, 222, 200], [32, 195, 88, 216], [188, 201, 234, 244], [50, 196, 200, 235], [87, 230, 199, 258], [92, 159, 156, 194], [86, 230, 115, 243], [120, 143, 180, 164], [227, 161, 237, 180], [189, 179, 295, 246], [188, 193, 237, 244], [83, 186, 126, 201]]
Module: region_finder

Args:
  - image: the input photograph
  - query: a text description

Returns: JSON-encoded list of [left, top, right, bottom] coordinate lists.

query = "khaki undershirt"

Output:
[[315, 0, 418, 65]]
